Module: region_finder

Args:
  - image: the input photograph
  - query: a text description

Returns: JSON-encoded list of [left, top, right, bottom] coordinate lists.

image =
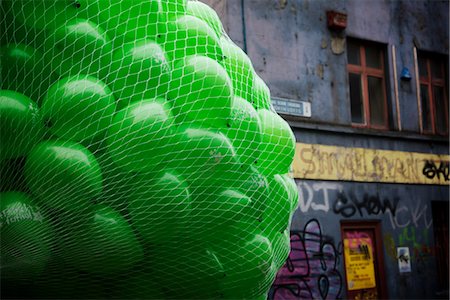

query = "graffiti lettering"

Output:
[[383, 227, 435, 262], [297, 182, 343, 213], [388, 199, 432, 230], [332, 193, 399, 218], [422, 161, 449, 181], [270, 219, 343, 300]]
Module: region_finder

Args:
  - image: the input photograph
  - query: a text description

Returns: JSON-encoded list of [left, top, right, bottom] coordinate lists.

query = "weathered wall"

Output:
[[205, 0, 449, 132], [201, 0, 450, 299], [273, 179, 447, 300]]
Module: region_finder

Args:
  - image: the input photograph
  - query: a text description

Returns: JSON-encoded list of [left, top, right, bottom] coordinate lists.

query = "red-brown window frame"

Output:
[[418, 53, 449, 136], [347, 40, 389, 130]]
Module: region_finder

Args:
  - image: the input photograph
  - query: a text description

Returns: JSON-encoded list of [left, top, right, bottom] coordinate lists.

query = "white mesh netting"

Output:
[[0, 1, 298, 299]]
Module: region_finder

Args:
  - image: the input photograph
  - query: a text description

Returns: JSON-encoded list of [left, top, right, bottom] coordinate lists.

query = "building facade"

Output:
[[206, 0, 449, 299]]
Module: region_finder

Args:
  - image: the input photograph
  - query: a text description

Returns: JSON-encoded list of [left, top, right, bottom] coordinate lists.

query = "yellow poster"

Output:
[[292, 143, 450, 185], [344, 238, 376, 291]]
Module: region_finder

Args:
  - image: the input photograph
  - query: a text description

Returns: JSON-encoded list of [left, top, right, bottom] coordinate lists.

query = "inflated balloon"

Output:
[[1, 0, 298, 299], [107, 99, 176, 172], [42, 75, 116, 144], [252, 74, 272, 110], [163, 15, 223, 63], [257, 109, 296, 176], [0, 90, 44, 160], [128, 170, 192, 244], [169, 55, 233, 127], [107, 41, 171, 110], [220, 36, 255, 101], [24, 140, 102, 212], [223, 96, 262, 165], [168, 125, 238, 179], [186, 0, 224, 38], [76, 0, 163, 46], [61, 205, 144, 275], [46, 19, 113, 78], [150, 243, 225, 298], [0, 44, 57, 104], [0, 192, 53, 279]]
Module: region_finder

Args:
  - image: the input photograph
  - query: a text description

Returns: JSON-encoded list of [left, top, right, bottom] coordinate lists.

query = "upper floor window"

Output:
[[347, 39, 389, 130], [417, 52, 448, 136]]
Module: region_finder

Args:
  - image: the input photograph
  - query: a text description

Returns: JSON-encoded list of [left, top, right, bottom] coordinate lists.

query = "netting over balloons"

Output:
[[0, 1, 298, 299]]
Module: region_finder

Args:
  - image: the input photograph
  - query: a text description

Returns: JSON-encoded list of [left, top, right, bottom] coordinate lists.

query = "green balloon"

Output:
[[190, 187, 254, 229], [0, 90, 44, 160], [128, 170, 192, 244], [163, 15, 223, 63], [45, 19, 113, 79], [4, 1, 79, 32], [256, 109, 296, 176], [223, 96, 262, 165], [107, 41, 171, 110], [186, 0, 224, 38], [24, 140, 102, 212], [77, 0, 163, 46], [62, 205, 144, 275], [114, 271, 164, 299], [107, 99, 176, 172], [42, 75, 116, 144], [0, 192, 53, 279], [262, 174, 291, 232], [94, 151, 132, 211], [213, 163, 269, 215], [150, 244, 224, 298], [0, 158, 28, 192], [220, 36, 255, 101], [216, 233, 274, 297], [269, 229, 290, 269], [169, 55, 233, 127], [252, 74, 271, 110], [281, 174, 299, 213], [1, 44, 57, 105], [167, 125, 238, 179]]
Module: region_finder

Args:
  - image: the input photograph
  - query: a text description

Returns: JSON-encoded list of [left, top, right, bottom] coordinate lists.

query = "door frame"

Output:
[[340, 220, 388, 299]]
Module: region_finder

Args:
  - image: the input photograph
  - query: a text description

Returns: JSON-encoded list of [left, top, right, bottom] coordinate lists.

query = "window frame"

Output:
[[417, 52, 449, 136], [347, 39, 389, 130]]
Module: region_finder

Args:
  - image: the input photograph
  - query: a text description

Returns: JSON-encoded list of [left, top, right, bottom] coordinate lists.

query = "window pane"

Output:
[[349, 73, 364, 124], [347, 41, 361, 65], [433, 86, 448, 134], [431, 59, 444, 79], [418, 56, 428, 78], [420, 84, 432, 132], [368, 76, 387, 127], [366, 45, 382, 69]]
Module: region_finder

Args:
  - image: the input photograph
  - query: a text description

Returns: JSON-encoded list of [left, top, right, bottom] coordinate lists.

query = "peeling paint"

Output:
[[331, 37, 346, 55], [316, 64, 324, 80], [321, 38, 328, 49]]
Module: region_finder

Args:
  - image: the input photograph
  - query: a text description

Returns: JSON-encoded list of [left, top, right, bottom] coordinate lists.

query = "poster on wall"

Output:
[[397, 247, 412, 273], [344, 237, 377, 290]]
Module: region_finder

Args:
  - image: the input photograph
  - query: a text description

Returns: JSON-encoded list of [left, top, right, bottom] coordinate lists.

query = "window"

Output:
[[347, 39, 389, 129], [417, 52, 449, 135]]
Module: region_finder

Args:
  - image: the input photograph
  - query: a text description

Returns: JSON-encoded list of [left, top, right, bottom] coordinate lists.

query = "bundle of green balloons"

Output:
[[0, 0, 298, 299]]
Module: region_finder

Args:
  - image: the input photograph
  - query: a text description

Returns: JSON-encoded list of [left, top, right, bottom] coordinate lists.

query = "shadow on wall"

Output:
[[269, 219, 344, 300]]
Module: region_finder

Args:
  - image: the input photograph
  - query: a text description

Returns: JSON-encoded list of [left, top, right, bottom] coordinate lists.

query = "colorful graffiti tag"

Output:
[[270, 219, 343, 300]]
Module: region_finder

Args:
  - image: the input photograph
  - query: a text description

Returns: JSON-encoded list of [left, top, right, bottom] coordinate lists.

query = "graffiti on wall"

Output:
[[297, 182, 433, 231], [292, 143, 450, 185], [422, 160, 449, 181], [384, 227, 435, 263], [270, 219, 343, 300]]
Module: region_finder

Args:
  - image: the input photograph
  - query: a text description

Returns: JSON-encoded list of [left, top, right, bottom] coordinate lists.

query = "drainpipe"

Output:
[[241, 0, 248, 53]]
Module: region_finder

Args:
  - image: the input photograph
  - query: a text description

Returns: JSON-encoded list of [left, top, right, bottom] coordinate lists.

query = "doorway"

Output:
[[431, 201, 449, 298], [340, 221, 387, 300]]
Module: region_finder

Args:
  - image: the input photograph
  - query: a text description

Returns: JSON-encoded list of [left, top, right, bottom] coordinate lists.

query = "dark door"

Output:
[[341, 221, 387, 300], [431, 201, 449, 298]]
